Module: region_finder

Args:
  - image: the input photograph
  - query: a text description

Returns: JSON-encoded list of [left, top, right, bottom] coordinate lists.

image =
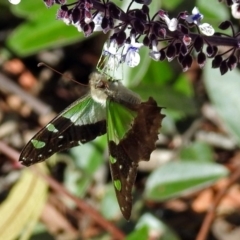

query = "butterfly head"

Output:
[[89, 72, 109, 105]]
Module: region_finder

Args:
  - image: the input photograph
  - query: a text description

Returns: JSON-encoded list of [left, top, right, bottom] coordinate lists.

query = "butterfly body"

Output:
[[89, 72, 141, 106], [20, 72, 164, 220]]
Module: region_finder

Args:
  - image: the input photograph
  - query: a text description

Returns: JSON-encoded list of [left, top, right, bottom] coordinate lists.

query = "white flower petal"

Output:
[[94, 13, 103, 25], [149, 51, 160, 61], [8, 0, 21, 4], [63, 18, 72, 25], [131, 42, 143, 49], [85, 17, 92, 24], [231, 3, 240, 19], [129, 35, 143, 49], [168, 18, 178, 31], [185, 6, 203, 25], [76, 24, 82, 32], [185, 16, 194, 24], [93, 13, 103, 31], [121, 35, 143, 67], [163, 16, 178, 31], [103, 40, 118, 55], [199, 23, 215, 36], [73, 21, 80, 27], [125, 49, 140, 67], [122, 43, 130, 56], [192, 6, 199, 15], [167, 56, 174, 62], [199, 61, 205, 69], [108, 55, 121, 69], [150, 40, 160, 60], [93, 25, 103, 31], [152, 40, 158, 52]]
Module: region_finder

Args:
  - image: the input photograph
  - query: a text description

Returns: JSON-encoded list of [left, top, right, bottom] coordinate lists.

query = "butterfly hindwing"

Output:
[[20, 95, 106, 166], [107, 99, 139, 219], [107, 97, 164, 220]]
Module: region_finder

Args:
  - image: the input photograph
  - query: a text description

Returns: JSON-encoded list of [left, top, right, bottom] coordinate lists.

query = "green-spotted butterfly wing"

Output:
[[19, 95, 106, 166], [19, 72, 164, 220], [107, 97, 164, 220]]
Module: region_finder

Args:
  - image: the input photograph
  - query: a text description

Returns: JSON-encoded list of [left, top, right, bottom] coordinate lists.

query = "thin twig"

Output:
[[196, 167, 240, 240], [33, 167, 125, 239], [0, 141, 125, 240]]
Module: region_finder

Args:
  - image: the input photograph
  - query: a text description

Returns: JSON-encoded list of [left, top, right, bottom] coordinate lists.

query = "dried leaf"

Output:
[[0, 165, 48, 240]]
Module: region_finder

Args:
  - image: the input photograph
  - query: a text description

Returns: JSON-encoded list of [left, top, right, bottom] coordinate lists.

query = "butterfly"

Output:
[[19, 72, 164, 220]]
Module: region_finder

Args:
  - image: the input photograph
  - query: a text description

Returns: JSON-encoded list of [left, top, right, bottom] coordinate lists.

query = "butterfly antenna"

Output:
[[37, 62, 87, 86]]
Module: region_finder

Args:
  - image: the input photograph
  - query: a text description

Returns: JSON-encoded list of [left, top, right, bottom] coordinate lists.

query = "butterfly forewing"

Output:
[[20, 95, 106, 166]]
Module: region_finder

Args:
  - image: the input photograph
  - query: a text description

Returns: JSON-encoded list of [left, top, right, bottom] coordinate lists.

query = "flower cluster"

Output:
[[38, 1, 240, 74]]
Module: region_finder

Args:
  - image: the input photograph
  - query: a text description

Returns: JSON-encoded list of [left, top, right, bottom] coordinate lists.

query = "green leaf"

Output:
[[10, 0, 46, 18], [126, 225, 149, 240], [162, 0, 184, 10], [7, 2, 84, 56], [204, 63, 240, 146], [100, 184, 121, 220], [67, 136, 106, 197], [128, 213, 180, 240], [125, 47, 152, 87], [64, 163, 92, 197], [141, 60, 174, 86], [197, 0, 230, 35], [132, 85, 197, 117], [173, 73, 194, 97], [145, 161, 229, 201], [179, 141, 214, 162], [197, 0, 230, 24], [159, 110, 178, 135], [70, 135, 106, 175]]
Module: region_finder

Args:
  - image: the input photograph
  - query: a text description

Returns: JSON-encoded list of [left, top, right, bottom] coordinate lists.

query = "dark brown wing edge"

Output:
[[108, 97, 165, 219]]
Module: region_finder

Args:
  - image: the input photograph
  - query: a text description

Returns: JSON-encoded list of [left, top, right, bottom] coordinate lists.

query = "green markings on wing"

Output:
[[114, 180, 122, 191], [31, 139, 46, 149], [46, 123, 58, 133], [106, 99, 139, 220], [107, 100, 137, 144], [63, 95, 106, 125], [62, 95, 91, 122], [109, 155, 117, 164]]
